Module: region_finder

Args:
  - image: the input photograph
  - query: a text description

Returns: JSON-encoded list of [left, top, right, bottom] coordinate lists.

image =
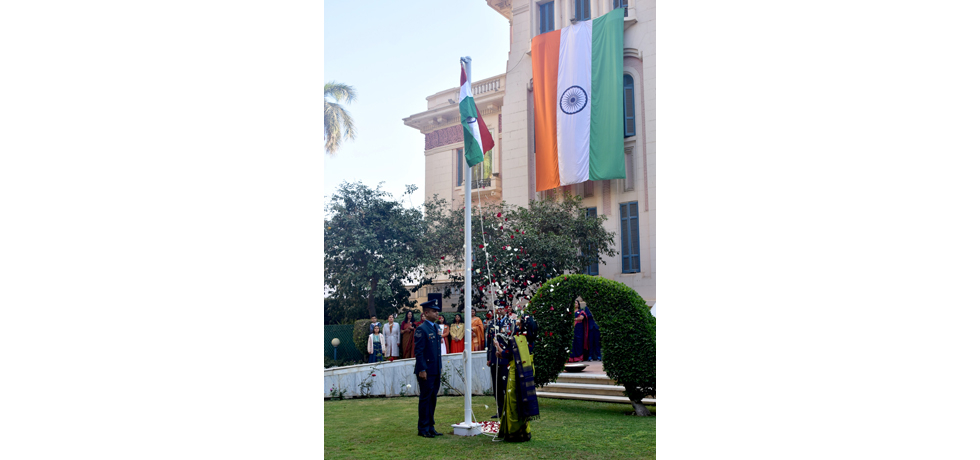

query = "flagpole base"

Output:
[[451, 422, 483, 437]]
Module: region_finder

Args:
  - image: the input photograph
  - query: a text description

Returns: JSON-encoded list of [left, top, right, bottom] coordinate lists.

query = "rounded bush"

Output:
[[527, 274, 655, 403], [351, 319, 371, 361]]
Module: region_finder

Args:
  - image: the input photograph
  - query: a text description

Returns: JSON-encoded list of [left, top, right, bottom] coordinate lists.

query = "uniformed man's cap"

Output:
[[420, 299, 441, 312]]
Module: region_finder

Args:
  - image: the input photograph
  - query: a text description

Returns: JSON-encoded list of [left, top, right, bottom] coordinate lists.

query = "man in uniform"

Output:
[[414, 299, 443, 438]]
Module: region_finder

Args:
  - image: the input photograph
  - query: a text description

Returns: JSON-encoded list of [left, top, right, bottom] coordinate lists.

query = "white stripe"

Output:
[[465, 116, 483, 153], [459, 76, 473, 101], [556, 19, 592, 186], [460, 71, 482, 156]]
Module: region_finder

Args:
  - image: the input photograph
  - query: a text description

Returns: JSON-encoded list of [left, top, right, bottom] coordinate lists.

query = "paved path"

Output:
[[578, 360, 606, 375]]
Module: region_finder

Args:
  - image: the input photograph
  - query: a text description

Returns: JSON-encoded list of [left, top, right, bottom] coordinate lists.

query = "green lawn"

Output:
[[324, 395, 655, 459]]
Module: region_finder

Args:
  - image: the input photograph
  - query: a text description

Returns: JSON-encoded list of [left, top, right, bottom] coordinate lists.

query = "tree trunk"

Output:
[[366, 277, 379, 318], [631, 399, 652, 417]]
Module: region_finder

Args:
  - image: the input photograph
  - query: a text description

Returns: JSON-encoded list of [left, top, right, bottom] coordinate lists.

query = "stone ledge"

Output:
[[536, 391, 656, 405]]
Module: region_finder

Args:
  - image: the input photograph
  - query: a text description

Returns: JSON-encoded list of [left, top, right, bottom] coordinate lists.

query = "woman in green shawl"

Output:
[[492, 331, 539, 442]]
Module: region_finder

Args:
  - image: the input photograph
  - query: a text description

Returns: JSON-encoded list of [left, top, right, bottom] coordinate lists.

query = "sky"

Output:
[[324, 0, 511, 208]]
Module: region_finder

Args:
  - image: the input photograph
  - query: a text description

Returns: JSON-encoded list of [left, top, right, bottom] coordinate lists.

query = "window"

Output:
[[624, 74, 635, 137], [583, 207, 599, 275], [539, 1, 555, 34], [471, 129, 494, 187], [583, 180, 594, 197], [459, 141, 494, 188], [574, 0, 590, 21], [456, 148, 464, 187], [620, 201, 640, 273], [614, 0, 629, 17], [471, 149, 493, 187]]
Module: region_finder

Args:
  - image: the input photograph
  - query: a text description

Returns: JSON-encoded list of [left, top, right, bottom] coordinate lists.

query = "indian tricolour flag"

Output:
[[531, 8, 625, 192], [459, 65, 495, 168]]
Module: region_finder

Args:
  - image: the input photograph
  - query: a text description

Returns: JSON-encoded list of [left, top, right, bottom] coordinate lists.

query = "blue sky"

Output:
[[324, 0, 511, 207]]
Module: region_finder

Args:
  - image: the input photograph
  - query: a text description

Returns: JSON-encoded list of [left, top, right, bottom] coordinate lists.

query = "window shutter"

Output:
[[620, 201, 641, 273], [620, 203, 630, 272], [624, 75, 635, 137], [629, 202, 640, 272], [539, 2, 555, 34], [615, 0, 629, 17]]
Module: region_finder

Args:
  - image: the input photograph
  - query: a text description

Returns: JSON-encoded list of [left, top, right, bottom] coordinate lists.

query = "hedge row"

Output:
[[526, 274, 655, 402]]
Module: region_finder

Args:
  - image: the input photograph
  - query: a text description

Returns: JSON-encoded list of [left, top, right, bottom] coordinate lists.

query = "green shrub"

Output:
[[351, 319, 371, 361], [526, 274, 655, 404], [324, 357, 360, 369]]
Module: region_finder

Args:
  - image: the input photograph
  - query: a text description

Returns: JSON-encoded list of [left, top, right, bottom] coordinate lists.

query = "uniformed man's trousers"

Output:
[[416, 373, 440, 434]]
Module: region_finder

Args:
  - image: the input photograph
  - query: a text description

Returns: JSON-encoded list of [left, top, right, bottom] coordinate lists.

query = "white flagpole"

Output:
[[453, 56, 481, 437]]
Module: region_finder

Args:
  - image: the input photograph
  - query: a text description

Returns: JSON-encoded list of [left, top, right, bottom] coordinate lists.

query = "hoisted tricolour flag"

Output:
[[459, 65, 495, 168], [531, 8, 625, 192]]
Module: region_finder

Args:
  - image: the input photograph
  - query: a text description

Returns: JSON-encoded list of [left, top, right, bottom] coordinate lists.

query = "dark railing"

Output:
[[475, 178, 492, 189]]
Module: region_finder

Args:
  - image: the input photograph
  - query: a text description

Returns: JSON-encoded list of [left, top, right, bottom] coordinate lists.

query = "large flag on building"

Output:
[[459, 65, 495, 168], [531, 8, 625, 192]]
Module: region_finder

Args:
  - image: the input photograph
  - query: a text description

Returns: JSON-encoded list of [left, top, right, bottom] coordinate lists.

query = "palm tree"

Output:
[[324, 82, 357, 154]]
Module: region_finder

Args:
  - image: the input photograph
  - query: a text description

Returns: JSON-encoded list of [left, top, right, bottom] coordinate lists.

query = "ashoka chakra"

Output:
[[560, 85, 588, 115]]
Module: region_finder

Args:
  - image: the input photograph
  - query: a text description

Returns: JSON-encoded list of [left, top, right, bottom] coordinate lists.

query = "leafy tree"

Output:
[[421, 191, 617, 311], [323, 280, 411, 325], [324, 182, 429, 319], [324, 81, 356, 154]]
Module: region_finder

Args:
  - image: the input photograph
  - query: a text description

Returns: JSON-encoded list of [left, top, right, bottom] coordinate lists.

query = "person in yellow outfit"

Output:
[[492, 332, 538, 442], [470, 311, 485, 351]]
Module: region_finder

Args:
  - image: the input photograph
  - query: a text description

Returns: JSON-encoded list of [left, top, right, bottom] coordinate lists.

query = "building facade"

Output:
[[404, 0, 655, 308]]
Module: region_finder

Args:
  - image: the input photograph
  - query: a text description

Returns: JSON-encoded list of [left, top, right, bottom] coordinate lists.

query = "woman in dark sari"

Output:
[[568, 303, 587, 362], [583, 306, 601, 361], [493, 332, 539, 442]]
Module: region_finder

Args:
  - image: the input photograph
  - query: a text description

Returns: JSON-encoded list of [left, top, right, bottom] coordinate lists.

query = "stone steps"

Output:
[[555, 372, 615, 386], [537, 372, 655, 406], [536, 391, 657, 405], [541, 382, 631, 397]]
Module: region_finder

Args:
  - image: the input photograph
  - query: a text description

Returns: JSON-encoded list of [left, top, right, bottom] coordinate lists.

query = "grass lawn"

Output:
[[324, 395, 655, 459]]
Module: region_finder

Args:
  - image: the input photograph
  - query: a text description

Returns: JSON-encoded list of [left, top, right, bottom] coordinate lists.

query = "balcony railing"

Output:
[[472, 77, 501, 96], [475, 178, 492, 189]]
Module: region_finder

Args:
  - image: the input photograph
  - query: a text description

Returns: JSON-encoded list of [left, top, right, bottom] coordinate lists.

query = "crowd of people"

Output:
[[367, 310, 488, 362], [361, 301, 601, 443]]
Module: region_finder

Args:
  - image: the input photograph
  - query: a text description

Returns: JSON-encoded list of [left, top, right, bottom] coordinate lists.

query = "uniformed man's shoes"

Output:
[[491, 415, 499, 419], [418, 431, 434, 438], [432, 430, 443, 436]]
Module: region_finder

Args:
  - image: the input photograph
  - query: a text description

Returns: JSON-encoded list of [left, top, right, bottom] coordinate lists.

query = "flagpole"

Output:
[[452, 55, 481, 437]]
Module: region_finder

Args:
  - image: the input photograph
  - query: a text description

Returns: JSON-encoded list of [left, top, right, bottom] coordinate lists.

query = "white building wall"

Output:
[[407, 0, 656, 306], [497, 0, 656, 305]]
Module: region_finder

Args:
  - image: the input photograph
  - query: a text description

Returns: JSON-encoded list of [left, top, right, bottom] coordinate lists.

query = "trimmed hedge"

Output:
[[526, 274, 655, 403], [351, 319, 372, 361]]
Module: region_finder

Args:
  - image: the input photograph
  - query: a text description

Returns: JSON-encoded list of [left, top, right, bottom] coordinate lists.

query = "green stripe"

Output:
[[589, 8, 625, 181], [459, 95, 484, 167]]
